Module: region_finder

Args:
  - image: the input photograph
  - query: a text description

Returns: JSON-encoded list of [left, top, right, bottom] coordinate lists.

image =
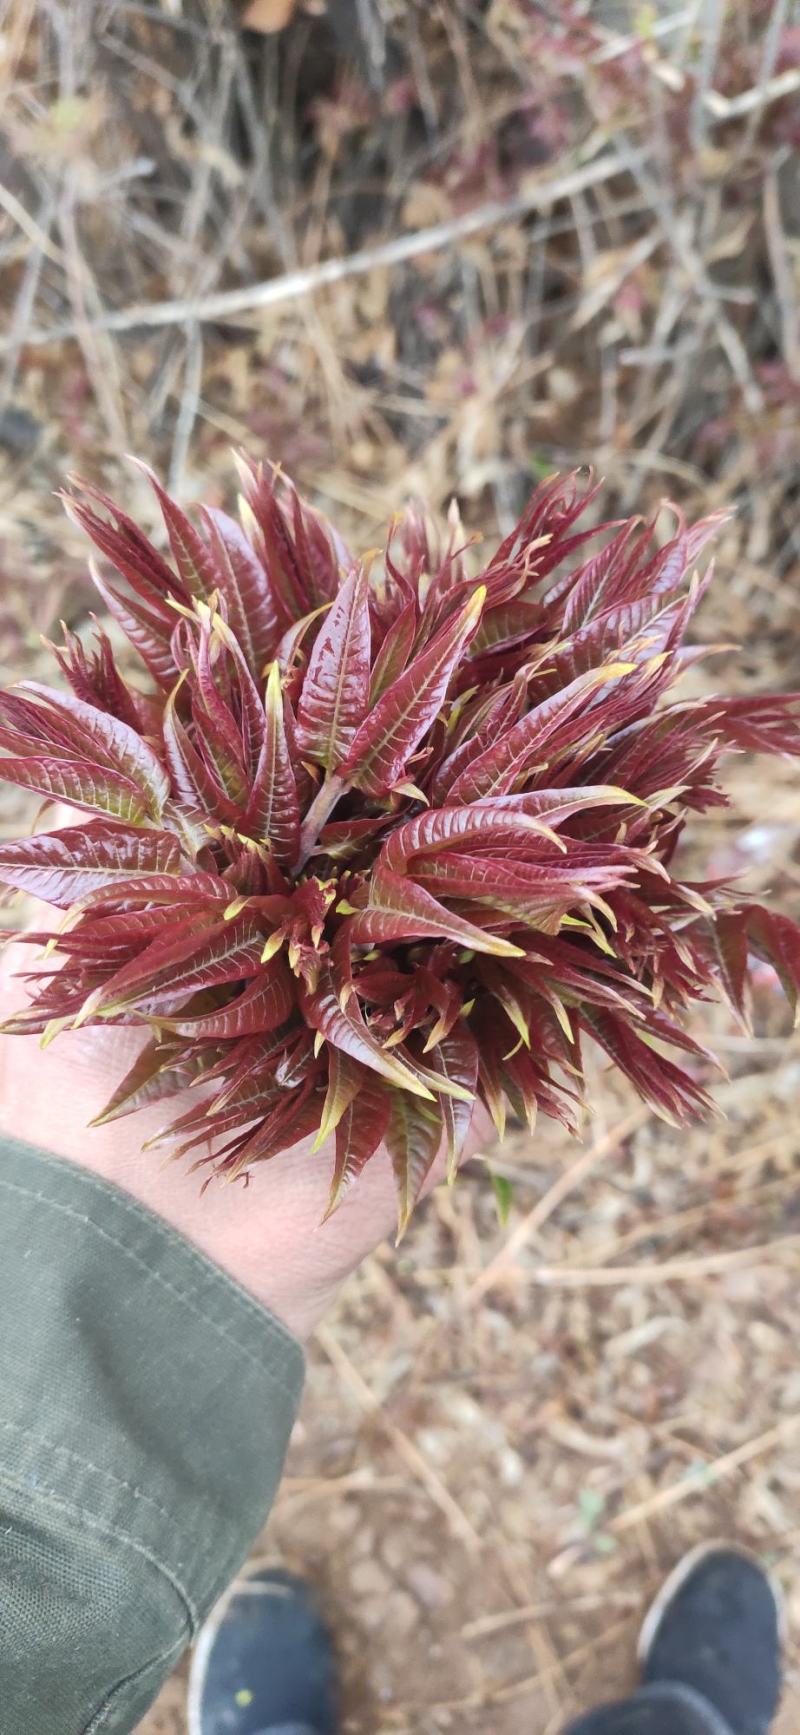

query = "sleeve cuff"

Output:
[[0, 1136, 305, 1631]]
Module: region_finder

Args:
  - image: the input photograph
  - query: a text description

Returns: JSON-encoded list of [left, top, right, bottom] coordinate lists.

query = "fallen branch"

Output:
[[316, 1322, 481, 1552], [703, 65, 800, 120], [466, 1106, 649, 1304], [549, 1413, 800, 1578], [610, 1413, 800, 1535], [520, 1231, 800, 1288], [3, 149, 642, 353]]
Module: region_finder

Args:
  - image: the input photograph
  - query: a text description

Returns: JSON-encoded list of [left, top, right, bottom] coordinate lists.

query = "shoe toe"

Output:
[[187, 1567, 337, 1735], [640, 1546, 782, 1735]]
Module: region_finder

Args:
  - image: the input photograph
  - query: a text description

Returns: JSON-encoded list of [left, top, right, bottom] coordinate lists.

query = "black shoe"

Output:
[[638, 1543, 783, 1735], [563, 1680, 736, 1735], [187, 1564, 338, 1735]]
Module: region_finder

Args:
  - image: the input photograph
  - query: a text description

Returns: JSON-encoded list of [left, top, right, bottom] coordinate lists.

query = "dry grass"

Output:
[[1, 1, 799, 1729], [143, 1036, 800, 1734]]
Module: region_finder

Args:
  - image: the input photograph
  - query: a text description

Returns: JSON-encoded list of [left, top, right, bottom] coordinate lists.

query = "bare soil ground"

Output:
[[2, 3, 799, 1729], [141, 1041, 800, 1734]]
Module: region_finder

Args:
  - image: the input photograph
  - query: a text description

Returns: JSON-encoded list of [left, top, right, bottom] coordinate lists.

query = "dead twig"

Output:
[[2, 149, 644, 352], [764, 160, 800, 382], [0, 182, 66, 269], [168, 322, 204, 497], [611, 1413, 800, 1535], [463, 1589, 640, 1640], [57, 183, 129, 453], [704, 65, 800, 120], [517, 1232, 800, 1289], [466, 1106, 650, 1303], [316, 1322, 481, 1553]]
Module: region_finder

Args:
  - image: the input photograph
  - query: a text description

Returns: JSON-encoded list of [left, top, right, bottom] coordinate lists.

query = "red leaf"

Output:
[[710, 910, 750, 1027], [416, 849, 639, 920], [134, 461, 220, 598], [696, 695, 800, 757], [470, 594, 544, 657], [325, 1073, 391, 1217], [0, 754, 153, 826], [447, 663, 635, 802], [9, 683, 169, 820], [313, 1047, 365, 1151], [53, 624, 146, 732], [482, 784, 638, 823], [340, 587, 486, 795], [287, 481, 346, 608], [296, 565, 371, 770], [243, 663, 301, 864], [85, 916, 268, 1016], [91, 567, 178, 690], [44, 905, 192, 954], [299, 957, 434, 1097], [421, 1024, 478, 1178], [188, 621, 250, 806], [201, 507, 280, 676], [75, 870, 228, 911], [0, 824, 181, 908], [162, 680, 239, 822], [236, 461, 316, 625], [152, 1031, 293, 1146], [428, 676, 527, 803], [217, 1081, 324, 1178], [368, 600, 416, 704], [159, 955, 295, 1038], [193, 1027, 286, 1124], [745, 905, 800, 1014], [584, 1010, 716, 1125], [379, 803, 567, 875], [65, 488, 187, 608], [385, 1093, 443, 1237], [349, 866, 525, 957], [91, 1041, 212, 1126]]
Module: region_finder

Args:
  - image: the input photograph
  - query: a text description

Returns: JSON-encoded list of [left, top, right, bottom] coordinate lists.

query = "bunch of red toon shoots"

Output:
[[0, 459, 798, 1232]]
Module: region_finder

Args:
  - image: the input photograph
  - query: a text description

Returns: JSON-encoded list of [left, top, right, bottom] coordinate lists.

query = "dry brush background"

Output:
[[1, 2, 799, 1730]]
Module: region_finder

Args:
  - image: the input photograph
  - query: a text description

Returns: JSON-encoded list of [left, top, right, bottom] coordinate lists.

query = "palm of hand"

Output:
[[0, 940, 486, 1336]]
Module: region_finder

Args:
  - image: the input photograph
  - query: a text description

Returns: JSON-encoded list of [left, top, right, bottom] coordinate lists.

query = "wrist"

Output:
[[0, 966, 494, 1337]]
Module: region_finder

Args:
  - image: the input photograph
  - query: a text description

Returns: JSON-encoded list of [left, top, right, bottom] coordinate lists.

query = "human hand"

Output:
[[0, 935, 491, 1338]]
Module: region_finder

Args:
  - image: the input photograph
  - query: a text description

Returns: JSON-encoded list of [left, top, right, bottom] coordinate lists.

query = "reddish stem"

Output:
[[292, 774, 345, 874]]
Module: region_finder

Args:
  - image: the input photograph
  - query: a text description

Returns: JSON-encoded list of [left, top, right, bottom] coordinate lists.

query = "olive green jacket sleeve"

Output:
[[0, 1137, 305, 1735]]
